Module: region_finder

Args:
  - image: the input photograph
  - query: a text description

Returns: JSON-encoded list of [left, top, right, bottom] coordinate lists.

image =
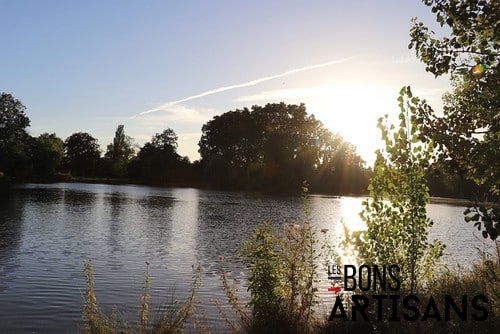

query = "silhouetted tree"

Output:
[[30, 133, 64, 179], [129, 129, 185, 185], [314, 137, 371, 194], [199, 103, 370, 193], [0, 93, 31, 176], [63, 132, 101, 177], [104, 125, 134, 177]]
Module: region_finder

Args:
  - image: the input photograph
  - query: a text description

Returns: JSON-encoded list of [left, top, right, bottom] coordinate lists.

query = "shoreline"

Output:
[[10, 177, 488, 206]]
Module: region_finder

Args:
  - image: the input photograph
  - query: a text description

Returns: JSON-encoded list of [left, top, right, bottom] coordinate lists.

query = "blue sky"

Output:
[[0, 0, 450, 165]]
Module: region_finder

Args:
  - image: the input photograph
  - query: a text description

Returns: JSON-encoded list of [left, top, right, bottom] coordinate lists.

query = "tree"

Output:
[[129, 129, 185, 184], [104, 125, 134, 177], [360, 87, 444, 293], [0, 93, 31, 176], [30, 133, 64, 178], [314, 131, 371, 194], [150, 128, 178, 152], [198, 103, 369, 193], [409, 0, 499, 239], [199, 108, 263, 189], [63, 132, 101, 177]]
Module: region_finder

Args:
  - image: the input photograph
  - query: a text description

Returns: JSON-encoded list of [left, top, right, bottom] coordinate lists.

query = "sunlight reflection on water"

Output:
[[0, 183, 495, 333]]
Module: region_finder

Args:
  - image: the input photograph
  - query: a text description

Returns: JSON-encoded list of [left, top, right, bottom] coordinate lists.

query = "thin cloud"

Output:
[[140, 104, 211, 122], [137, 57, 354, 116], [235, 87, 320, 103]]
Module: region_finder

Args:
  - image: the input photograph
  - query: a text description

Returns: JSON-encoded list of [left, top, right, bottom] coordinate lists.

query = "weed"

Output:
[[82, 261, 201, 334]]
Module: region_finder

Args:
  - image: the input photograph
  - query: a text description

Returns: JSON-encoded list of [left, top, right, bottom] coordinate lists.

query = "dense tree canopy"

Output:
[[199, 103, 370, 193], [128, 129, 190, 185], [0, 93, 31, 176], [410, 0, 499, 239], [63, 132, 101, 177], [30, 133, 64, 179]]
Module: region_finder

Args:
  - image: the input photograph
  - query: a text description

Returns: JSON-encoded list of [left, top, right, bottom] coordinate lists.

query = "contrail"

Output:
[[138, 56, 354, 116]]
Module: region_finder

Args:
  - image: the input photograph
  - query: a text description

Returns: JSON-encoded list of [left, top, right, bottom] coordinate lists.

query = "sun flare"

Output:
[[307, 83, 397, 166]]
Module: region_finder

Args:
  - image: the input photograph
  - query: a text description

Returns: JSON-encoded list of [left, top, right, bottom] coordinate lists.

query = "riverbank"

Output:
[[11, 176, 487, 204]]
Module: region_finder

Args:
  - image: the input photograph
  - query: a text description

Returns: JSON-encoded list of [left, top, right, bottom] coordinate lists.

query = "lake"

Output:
[[0, 183, 495, 333]]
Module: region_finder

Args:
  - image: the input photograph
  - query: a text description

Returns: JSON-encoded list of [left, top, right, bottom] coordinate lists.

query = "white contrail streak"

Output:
[[138, 56, 354, 116]]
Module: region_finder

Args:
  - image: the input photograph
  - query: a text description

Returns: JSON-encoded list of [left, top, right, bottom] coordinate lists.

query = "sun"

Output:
[[306, 83, 397, 166]]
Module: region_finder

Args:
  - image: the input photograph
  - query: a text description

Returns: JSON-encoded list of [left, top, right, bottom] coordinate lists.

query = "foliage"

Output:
[[425, 160, 477, 198], [29, 133, 64, 179], [150, 129, 178, 152], [199, 102, 370, 193], [241, 223, 282, 327], [0, 92, 31, 176], [409, 0, 498, 76], [423, 243, 500, 334], [313, 129, 371, 195], [63, 132, 101, 177], [360, 87, 445, 293], [238, 184, 319, 333], [104, 125, 135, 178], [409, 0, 499, 239], [128, 129, 190, 185]]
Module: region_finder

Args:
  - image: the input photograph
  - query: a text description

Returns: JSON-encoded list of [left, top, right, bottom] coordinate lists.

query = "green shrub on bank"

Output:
[[360, 87, 445, 294]]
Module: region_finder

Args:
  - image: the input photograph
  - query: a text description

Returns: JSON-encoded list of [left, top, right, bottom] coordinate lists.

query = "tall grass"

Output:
[[82, 261, 201, 334]]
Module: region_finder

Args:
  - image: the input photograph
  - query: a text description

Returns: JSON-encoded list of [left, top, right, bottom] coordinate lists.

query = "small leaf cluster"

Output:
[[409, 0, 499, 77]]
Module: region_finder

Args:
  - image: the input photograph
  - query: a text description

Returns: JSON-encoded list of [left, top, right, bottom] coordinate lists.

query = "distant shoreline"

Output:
[[9, 177, 488, 206], [429, 197, 474, 206]]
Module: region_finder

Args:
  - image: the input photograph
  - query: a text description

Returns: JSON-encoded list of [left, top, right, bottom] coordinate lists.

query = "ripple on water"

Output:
[[0, 183, 494, 333]]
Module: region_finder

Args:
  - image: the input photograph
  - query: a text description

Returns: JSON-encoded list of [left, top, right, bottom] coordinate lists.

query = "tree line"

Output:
[[0, 92, 485, 197], [0, 96, 371, 194]]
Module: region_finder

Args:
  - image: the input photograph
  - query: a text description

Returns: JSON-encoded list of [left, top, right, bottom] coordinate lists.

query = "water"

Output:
[[0, 183, 495, 333]]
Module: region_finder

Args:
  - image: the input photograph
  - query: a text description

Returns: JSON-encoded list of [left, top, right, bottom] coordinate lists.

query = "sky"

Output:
[[0, 0, 451, 166]]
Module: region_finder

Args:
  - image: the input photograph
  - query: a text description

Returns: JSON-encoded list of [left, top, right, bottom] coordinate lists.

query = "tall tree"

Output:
[[0, 93, 31, 176], [409, 0, 499, 239], [104, 125, 134, 177], [63, 132, 101, 177]]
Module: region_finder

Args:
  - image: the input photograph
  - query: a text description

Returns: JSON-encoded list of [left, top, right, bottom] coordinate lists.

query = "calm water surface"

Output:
[[0, 183, 495, 333]]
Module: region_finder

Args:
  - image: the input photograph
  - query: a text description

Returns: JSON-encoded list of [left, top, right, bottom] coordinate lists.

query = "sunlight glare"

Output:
[[307, 83, 398, 166]]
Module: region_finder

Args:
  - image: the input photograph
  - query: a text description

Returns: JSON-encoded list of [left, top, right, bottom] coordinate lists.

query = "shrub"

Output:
[[238, 183, 320, 333]]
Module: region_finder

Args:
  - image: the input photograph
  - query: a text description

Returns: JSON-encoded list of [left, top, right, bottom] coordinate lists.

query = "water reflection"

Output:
[[105, 193, 131, 269], [169, 188, 198, 269], [0, 192, 22, 293], [0, 183, 494, 333]]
